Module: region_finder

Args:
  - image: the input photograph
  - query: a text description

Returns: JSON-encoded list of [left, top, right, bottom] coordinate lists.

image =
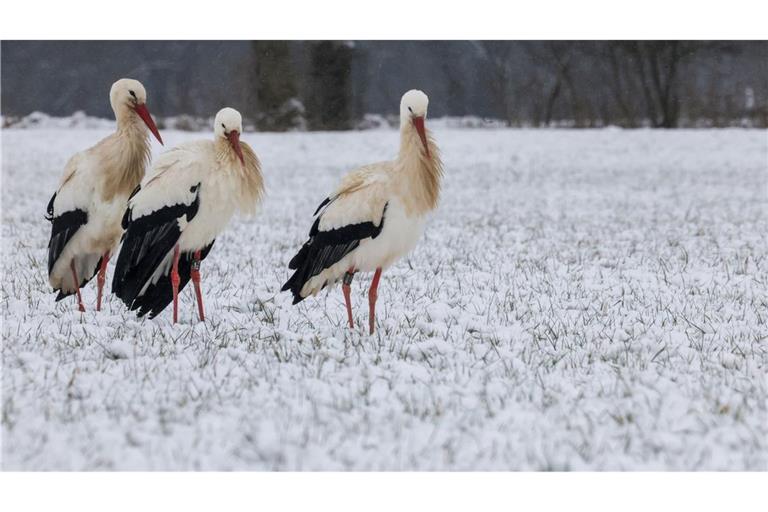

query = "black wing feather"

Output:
[[46, 192, 100, 298], [54, 254, 103, 302], [47, 208, 88, 275], [131, 241, 214, 318], [313, 196, 332, 216], [281, 202, 388, 305], [112, 184, 202, 317], [121, 184, 142, 230], [45, 192, 56, 221]]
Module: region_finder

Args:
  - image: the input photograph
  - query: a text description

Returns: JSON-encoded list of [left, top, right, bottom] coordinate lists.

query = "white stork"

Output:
[[46, 78, 163, 312], [282, 89, 443, 334], [112, 107, 264, 323]]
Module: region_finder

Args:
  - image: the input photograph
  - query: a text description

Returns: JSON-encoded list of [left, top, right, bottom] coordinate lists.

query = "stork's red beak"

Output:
[[412, 116, 430, 158], [133, 103, 163, 145], [227, 130, 244, 166]]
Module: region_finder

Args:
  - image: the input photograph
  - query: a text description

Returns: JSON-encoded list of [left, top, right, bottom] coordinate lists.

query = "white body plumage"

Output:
[[49, 151, 139, 291], [112, 107, 263, 320], [351, 196, 427, 272], [300, 170, 429, 297], [47, 78, 161, 300], [284, 90, 443, 311], [129, 140, 249, 252]]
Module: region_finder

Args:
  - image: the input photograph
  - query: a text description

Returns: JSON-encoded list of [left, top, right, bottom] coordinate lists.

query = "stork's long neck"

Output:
[[214, 138, 240, 165], [213, 137, 265, 216], [100, 112, 152, 202], [116, 110, 146, 133], [396, 123, 443, 216]]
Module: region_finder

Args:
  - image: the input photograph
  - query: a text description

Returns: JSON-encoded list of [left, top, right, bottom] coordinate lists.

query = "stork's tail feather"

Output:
[[281, 203, 388, 306], [131, 255, 194, 318], [281, 272, 308, 305], [281, 241, 311, 304], [114, 242, 214, 319], [51, 255, 102, 301], [281, 239, 361, 306], [288, 241, 311, 270], [112, 222, 182, 308], [47, 209, 88, 275]]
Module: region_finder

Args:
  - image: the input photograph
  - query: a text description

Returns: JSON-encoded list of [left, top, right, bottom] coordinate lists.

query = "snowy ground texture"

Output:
[[2, 128, 767, 470]]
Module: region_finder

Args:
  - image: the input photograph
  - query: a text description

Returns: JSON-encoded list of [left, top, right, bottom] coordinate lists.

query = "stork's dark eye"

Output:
[[222, 123, 226, 129], [129, 90, 136, 98], [408, 106, 413, 113]]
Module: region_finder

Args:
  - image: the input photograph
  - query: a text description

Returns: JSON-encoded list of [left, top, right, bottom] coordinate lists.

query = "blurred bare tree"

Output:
[[478, 42, 519, 126], [307, 41, 355, 130], [250, 41, 304, 131], [2, 41, 766, 129], [615, 41, 694, 128]]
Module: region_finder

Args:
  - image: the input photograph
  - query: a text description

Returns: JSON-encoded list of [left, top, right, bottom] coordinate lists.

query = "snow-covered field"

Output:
[[2, 127, 766, 470]]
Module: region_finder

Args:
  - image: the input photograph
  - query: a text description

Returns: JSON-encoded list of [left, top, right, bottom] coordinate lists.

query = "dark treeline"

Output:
[[2, 40, 766, 129]]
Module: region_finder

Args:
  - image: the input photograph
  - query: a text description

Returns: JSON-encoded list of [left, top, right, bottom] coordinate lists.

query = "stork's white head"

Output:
[[214, 107, 245, 165], [400, 89, 430, 156], [109, 78, 163, 145], [400, 89, 429, 121]]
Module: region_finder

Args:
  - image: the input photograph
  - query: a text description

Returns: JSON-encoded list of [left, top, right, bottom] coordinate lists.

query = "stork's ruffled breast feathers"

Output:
[[97, 131, 152, 202], [232, 141, 265, 216], [406, 129, 443, 215]]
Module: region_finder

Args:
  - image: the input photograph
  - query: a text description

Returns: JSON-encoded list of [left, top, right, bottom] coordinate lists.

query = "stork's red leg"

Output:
[[96, 250, 110, 312], [170, 245, 181, 324], [368, 268, 382, 335], [342, 268, 355, 329], [191, 250, 205, 322], [70, 259, 85, 313]]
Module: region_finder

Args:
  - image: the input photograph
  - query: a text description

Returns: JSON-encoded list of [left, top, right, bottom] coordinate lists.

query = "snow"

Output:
[[4, 111, 116, 130], [5, 111, 509, 132], [2, 127, 767, 470]]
